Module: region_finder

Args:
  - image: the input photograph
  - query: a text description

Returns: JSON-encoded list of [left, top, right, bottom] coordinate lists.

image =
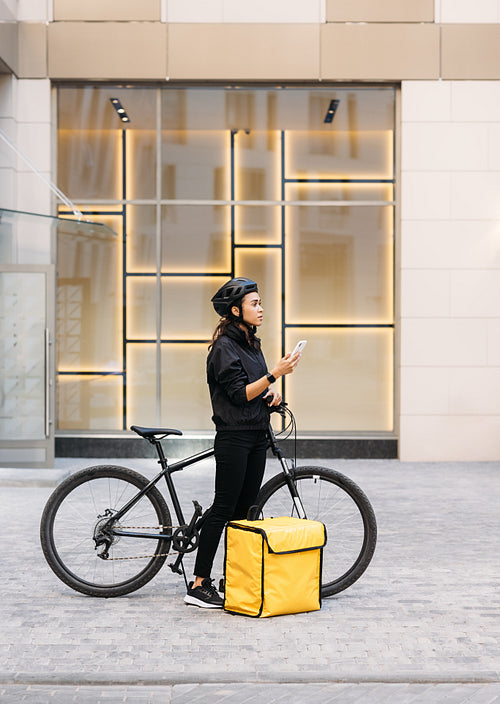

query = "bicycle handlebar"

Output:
[[268, 401, 288, 417]]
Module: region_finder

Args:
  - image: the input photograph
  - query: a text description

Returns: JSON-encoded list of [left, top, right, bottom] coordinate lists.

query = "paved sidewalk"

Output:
[[0, 457, 499, 702]]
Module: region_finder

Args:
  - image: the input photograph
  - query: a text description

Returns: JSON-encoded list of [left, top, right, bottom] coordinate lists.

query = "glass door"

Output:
[[0, 267, 55, 467]]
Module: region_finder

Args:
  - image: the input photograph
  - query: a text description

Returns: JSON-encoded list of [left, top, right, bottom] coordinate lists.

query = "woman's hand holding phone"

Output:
[[271, 340, 306, 379]]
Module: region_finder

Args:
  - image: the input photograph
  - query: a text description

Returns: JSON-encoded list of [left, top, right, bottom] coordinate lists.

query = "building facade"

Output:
[[1, 0, 499, 465]]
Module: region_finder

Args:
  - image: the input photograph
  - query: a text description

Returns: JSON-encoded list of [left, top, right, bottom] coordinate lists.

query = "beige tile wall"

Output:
[[400, 80, 500, 461], [442, 25, 500, 79], [17, 23, 46, 78], [0, 21, 46, 79], [320, 23, 439, 80], [168, 24, 319, 80], [0, 19, 490, 81], [48, 22, 168, 80], [0, 20, 17, 75]]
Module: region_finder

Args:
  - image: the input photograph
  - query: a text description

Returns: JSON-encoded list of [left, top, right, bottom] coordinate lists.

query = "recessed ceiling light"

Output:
[[324, 99, 340, 124], [110, 98, 131, 124]]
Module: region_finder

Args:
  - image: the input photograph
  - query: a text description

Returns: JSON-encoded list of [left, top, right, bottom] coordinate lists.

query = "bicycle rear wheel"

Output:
[[40, 465, 172, 597], [255, 466, 377, 597]]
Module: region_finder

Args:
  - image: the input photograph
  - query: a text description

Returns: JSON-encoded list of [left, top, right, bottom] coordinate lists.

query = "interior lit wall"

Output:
[[56, 85, 396, 434]]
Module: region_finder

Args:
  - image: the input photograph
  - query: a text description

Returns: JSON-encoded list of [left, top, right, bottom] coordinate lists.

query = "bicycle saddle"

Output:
[[130, 425, 183, 439]]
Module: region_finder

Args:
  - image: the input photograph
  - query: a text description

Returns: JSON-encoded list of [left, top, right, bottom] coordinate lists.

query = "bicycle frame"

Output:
[[108, 444, 215, 536], [101, 421, 306, 579]]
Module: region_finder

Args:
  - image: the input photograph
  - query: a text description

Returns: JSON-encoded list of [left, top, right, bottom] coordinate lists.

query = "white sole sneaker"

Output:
[[184, 594, 223, 609]]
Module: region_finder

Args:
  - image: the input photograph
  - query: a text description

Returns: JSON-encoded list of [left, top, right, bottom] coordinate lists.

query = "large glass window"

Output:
[[57, 86, 395, 434]]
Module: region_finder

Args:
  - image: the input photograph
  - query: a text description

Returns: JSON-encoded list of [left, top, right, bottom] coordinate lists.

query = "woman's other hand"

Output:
[[264, 389, 282, 406]]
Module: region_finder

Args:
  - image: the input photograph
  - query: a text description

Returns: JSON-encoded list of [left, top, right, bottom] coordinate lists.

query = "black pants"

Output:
[[193, 429, 267, 579]]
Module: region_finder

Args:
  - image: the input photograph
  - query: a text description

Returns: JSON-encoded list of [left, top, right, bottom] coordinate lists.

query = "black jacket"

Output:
[[207, 324, 270, 431]]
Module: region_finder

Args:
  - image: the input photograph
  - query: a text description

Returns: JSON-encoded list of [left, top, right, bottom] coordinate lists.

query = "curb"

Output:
[[0, 469, 70, 487], [1, 671, 499, 686]]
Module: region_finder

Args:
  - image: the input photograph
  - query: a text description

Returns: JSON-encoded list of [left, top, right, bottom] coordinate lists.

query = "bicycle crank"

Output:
[[172, 525, 200, 553]]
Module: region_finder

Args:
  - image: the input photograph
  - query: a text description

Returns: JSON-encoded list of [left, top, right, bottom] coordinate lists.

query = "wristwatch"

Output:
[[266, 372, 276, 384]]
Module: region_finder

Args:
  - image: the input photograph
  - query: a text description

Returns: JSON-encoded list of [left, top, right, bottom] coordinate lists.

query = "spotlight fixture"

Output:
[[324, 99, 340, 124], [110, 98, 130, 124]]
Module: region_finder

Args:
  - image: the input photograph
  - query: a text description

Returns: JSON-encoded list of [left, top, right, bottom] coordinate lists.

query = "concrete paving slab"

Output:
[[0, 457, 499, 698]]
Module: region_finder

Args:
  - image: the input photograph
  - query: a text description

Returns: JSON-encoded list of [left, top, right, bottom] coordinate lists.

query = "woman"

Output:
[[184, 277, 300, 608]]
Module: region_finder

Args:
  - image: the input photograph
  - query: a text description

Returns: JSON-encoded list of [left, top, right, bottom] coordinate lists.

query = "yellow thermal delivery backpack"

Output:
[[224, 516, 327, 617]]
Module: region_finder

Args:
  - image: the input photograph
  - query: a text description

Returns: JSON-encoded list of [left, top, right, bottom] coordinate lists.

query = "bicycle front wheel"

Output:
[[256, 466, 377, 597], [40, 465, 172, 597]]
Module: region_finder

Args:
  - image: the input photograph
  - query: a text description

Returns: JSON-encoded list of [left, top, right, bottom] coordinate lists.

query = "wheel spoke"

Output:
[[40, 466, 172, 597], [257, 467, 376, 597]]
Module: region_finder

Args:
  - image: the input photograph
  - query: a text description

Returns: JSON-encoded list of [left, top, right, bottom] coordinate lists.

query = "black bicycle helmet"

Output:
[[211, 277, 258, 316]]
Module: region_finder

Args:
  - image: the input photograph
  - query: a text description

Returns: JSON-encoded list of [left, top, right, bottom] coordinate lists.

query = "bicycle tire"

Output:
[[255, 466, 377, 597], [40, 465, 172, 597]]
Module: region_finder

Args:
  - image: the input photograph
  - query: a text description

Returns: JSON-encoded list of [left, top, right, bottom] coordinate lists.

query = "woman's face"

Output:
[[233, 292, 263, 327]]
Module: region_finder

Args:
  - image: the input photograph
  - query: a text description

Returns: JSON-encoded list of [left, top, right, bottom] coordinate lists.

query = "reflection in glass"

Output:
[[286, 130, 394, 180], [0, 273, 46, 440], [235, 206, 281, 245], [58, 130, 122, 201], [161, 131, 228, 200], [162, 277, 227, 340], [161, 344, 212, 430], [286, 182, 393, 203], [127, 206, 157, 273], [127, 277, 157, 340], [285, 205, 393, 324], [234, 248, 282, 369], [57, 375, 122, 430], [55, 85, 396, 434], [127, 130, 157, 200], [161, 206, 230, 273], [58, 86, 157, 201], [0, 208, 53, 266], [234, 130, 280, 201], [57, 215, 122, 371], [127, 344, 157, 428], [286, 328, 393, 432]]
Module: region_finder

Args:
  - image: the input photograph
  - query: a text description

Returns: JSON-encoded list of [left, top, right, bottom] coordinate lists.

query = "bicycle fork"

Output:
[[279, 456, 307, 519], [267, 426, 307, 519]]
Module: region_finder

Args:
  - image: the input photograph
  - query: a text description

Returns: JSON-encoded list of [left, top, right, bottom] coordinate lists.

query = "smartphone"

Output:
[[291, 340, 307, 356]]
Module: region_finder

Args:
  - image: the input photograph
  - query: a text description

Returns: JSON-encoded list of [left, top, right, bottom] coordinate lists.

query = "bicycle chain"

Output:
[[104, 552, 173, 560], [101, 526, 180, 561], [118, 526, 171, 530]]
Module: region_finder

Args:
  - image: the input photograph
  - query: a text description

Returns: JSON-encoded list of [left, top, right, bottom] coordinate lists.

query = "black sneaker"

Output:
[[184, 578, 224, 609]]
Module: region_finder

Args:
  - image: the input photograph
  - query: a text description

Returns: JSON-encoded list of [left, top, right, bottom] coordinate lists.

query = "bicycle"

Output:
[[40, 405, 377, 599]]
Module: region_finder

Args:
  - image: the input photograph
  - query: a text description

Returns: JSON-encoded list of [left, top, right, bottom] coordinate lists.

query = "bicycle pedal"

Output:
[[219, 578, 225, 594], [168, 562, 183, 575]]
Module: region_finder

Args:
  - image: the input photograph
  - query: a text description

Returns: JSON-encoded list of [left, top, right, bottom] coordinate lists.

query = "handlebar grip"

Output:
[[269, 402, 287, 416]]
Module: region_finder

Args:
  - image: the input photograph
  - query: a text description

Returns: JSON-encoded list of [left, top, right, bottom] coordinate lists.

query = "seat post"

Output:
[[150, 436, 187, 528], [152, 437, 169, 470]]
